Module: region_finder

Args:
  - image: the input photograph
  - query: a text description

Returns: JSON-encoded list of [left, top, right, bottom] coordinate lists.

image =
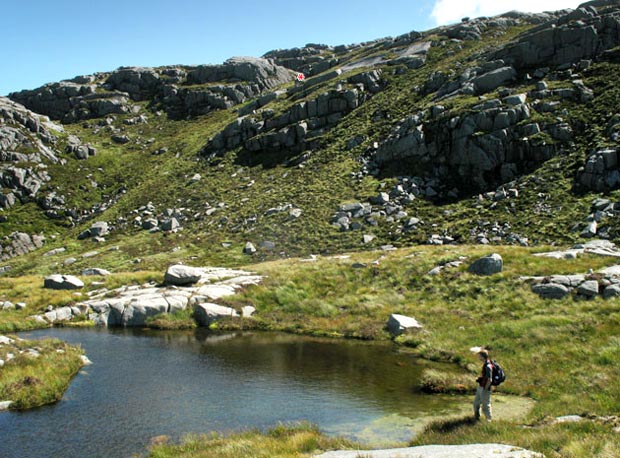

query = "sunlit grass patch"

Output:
[[148, 423, 355, 458]]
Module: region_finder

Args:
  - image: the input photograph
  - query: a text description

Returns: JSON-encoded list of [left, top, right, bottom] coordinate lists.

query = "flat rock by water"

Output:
[[313, 444, 543, 458]]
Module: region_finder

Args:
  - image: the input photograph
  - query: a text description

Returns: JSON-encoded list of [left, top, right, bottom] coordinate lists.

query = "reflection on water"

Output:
[[0, 328, 462, 458]]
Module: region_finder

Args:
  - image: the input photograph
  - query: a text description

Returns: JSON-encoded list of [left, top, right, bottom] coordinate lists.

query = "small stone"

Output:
[[289, 208, 303, 219], [555, 415, 584, 424], [243, 242, 257, 254], [363, 234, 375, 244], [81, 268, 111, 276]]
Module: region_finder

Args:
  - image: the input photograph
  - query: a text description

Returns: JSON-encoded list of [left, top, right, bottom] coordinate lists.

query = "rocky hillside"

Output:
[[2, 0, 620, 273]]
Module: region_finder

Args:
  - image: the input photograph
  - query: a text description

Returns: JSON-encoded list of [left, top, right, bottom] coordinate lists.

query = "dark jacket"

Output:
[[477, 359, 493, 389]]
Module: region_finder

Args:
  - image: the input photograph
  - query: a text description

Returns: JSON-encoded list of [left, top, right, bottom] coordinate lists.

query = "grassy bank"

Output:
[[0, 336, 85, 410], [147, 423, 355, 458]]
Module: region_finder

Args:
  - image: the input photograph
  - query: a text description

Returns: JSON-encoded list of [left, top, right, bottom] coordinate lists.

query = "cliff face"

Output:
[[3, 1, 620, 266]]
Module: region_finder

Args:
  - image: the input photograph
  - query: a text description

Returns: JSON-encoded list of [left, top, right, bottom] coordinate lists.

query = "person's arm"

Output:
[[484, 362, 493, 390]]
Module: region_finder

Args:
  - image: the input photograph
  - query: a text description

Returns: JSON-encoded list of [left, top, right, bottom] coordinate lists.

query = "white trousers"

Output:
[[473, 386, 492, 420]]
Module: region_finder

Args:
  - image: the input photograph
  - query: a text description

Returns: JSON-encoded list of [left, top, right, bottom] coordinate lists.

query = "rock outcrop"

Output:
[[9, 80, 135, 123], [0, 232, 45, 262], [9, 58, 295, 122], [73, 267, 262, 327], [202, 70, 384, 163], [524, 241, 620, 299], [493, 2, 620, 70], [577, 147, 620, 192], [0, 97, 68, 210], [371, 92, 571, 196]]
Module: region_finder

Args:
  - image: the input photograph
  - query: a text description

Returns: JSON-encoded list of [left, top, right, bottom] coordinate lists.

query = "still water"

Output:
[[0, 328, 462, 458]]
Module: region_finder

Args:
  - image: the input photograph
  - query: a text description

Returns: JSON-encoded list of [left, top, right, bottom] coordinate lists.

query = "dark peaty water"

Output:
[[0, 328, 460, 458]]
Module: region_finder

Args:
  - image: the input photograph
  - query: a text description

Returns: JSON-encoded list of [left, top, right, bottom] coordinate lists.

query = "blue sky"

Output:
[[2, 0, 582, 96]]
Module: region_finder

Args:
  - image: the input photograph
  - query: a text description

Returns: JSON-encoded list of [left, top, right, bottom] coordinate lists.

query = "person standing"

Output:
[[473, 349, 493, 421]]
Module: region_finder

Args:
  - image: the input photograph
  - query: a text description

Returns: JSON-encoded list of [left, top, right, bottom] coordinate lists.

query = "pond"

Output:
[[0, 328, 465, 458]]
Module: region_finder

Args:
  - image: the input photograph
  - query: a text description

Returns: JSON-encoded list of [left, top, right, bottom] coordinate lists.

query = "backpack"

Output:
[[490, 360, 506, 386]]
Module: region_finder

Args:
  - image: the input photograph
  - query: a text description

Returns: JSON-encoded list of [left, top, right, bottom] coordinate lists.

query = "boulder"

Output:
[[581, 221, 598, 238], [468, 254, 503, 275], [141, 218, 159, 230], [532, 283, 570, 299], [44, 274, 84, 290], [387, 314, 423, 336], [89, 221, 109, 237], [1, 301, 14, 310], [603, 284, 620, 299], [472, 67, 516, 94], [164, 265, 203, 286], [577, 280, 600, 297], [121, 298, 170, 326], [54, 306, 74, 322], [0, 401, 13, 411], [194, 302, 239, 326], [161, 218, 180, 231], [111, 134, 130, 144]]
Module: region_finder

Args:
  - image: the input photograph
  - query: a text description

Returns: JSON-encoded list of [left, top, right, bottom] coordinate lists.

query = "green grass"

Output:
[[203, 244, 620, 456], [148, 423, 355, 458], [0, 336, 85, 409], [146, 308, 197, 330]]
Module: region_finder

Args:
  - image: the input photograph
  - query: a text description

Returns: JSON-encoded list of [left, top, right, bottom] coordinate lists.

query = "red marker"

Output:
[[296, 73, 305, 82]]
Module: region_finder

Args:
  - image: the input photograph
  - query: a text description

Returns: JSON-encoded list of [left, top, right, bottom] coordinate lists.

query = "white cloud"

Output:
[[431, 0, 584, 26]]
